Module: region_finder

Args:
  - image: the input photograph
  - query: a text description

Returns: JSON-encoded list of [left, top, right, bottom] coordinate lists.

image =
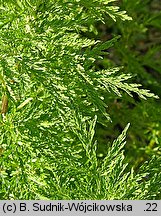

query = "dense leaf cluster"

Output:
[[0, 0, 160, 199]]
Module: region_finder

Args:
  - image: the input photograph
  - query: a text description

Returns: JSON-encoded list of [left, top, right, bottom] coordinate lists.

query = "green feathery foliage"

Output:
[[95, 0, 161, 173], [0, 0, 160, 199]]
